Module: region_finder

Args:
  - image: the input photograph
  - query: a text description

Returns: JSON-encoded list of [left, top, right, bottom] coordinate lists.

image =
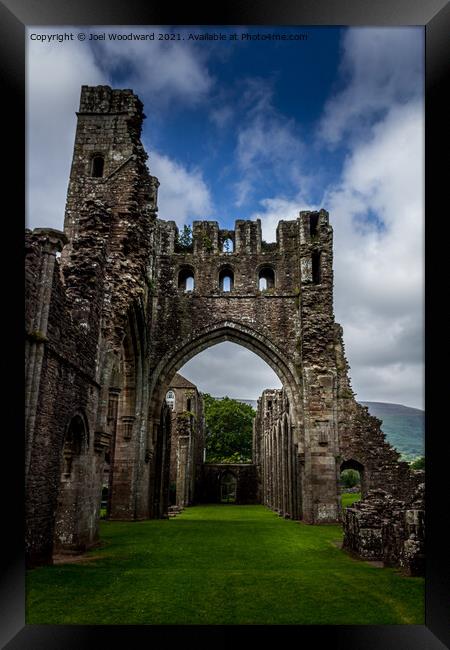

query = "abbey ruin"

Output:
[[25, 85, 424, 575]]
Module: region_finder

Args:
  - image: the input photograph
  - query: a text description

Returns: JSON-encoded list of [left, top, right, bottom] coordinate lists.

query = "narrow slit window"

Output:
[[312, 252, 321, 284], [91, 155, 105, 178], [310, 213, 319, 237]]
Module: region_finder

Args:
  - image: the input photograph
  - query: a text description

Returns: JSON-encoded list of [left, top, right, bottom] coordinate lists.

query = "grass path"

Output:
[[26, 505, 424, 625]]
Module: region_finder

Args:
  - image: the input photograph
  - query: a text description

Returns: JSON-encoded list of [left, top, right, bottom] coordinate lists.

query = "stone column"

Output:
[[25, 229, 68, 477]]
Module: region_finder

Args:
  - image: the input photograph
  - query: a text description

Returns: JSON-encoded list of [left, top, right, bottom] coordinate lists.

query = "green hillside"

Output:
[[233, 398, 425, 462], [360, 402, 424, 461]]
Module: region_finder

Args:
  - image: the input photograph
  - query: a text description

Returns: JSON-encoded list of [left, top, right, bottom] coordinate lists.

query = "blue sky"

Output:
[[26, 26, 424, 408]]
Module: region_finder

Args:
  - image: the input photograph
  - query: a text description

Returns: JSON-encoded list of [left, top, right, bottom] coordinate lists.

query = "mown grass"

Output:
[[26, 505, 424, 625], [341, 492, 361, 508]]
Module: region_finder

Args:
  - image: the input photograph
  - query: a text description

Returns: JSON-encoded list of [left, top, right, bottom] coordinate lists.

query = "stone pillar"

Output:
[[25, 228, 68, 477]]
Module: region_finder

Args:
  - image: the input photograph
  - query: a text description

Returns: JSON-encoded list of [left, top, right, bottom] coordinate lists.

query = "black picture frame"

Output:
[[2, 0, 449, 647]]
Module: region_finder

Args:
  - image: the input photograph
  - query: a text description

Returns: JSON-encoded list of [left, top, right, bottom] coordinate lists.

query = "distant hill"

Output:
[[360, 401, 424, 461], [216, 398, 425, 462]]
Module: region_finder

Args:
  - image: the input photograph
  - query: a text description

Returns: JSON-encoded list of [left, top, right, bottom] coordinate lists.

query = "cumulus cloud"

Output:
[[234, 78, 307, 207], [251, 195, 318, 242], [243, 30, 425, 408], [149, 150, 213, 225], [97, 28, 214, 110], [326, 99, 424, 408], [26, 34, 106, 230], [26, 27, 215, 231], [319, 27, 423, 146]]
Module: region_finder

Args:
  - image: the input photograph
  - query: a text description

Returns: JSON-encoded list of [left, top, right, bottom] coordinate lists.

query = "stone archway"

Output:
[[340, 458, 365, 498], [54, 412, 90, 553], [220, 471, 237, 503], [148, 320, 301, 437]]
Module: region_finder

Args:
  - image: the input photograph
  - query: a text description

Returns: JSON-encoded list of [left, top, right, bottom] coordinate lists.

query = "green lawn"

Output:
[[26, 505, 424, 625], [341, 492, 361, 508]]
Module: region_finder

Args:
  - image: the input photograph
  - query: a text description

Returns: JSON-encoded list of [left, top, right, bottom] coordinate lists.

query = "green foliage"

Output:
[[340, 469, 360, 488], [27, 505, 424, 625], [360, 402, 424, 460], [410, 456, 425, 470], [202, 234, 213, 251], [176, 224, 193, 250], [203, 394, 255, 463], [341, 492, 361, 508], [178, 410, 196, 422]]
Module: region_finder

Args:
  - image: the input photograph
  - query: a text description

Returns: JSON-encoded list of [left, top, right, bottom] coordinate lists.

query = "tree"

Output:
[[410, 456, 425, 470], [176, 224, 193, 249], [340, 469, 360, 488], [203, 394, 255, 463]]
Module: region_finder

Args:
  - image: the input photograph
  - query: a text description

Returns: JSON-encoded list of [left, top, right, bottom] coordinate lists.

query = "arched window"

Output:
[[219, 267, 234, 292], [221, 471, 237, 503], [222, 238, 234, 253], [54, 413, 89, 551], [166, 390, 175, 411], [340, 459, 365, 504], [258, 267, 275, 291], [178, 268, 195, 292], [91, 154, 105, 178]]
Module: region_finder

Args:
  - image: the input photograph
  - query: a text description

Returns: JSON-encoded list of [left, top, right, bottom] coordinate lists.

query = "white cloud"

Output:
[[26, 35, 106, 230], [319, 27, 423, 146], [26, 27, 215, 231], [326, 99, 424, 408], [244, 33, 424, 409], [149, 150, 213, 225], [233, 79, 307, 207], [251, 195, 318, 242], [98, 28, 214, 109]]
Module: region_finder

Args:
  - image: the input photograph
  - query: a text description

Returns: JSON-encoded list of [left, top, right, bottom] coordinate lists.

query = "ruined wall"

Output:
[[343, 480, 425, 576], [151, 209, 344, 523], [25, 225, 110, 566], [197, 464, 259, 505], [25, 86, 165, 565], [25, 84, 424, 571], [253, 389, 300, 519], [61, 85, 162, 524], [166, 377, 205, 507]]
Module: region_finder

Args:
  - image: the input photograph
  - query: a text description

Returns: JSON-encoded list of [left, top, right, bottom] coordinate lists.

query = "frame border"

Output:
[[2, 0, 449, 647]]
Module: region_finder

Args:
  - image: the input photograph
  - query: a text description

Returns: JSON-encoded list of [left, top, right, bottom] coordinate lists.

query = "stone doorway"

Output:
[[220, 471, 237, 503]]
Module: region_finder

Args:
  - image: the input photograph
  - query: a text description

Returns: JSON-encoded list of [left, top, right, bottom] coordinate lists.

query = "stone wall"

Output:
[[253, 389, 300, 519], [166, 375, 205, 507], [197, 464, 259, 505], [25, 227, 109, 566], [343, 478, 425, 576]]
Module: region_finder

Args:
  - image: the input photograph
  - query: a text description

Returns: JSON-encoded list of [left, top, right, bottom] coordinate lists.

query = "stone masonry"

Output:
[[166, 373, 204, 508], [25, 85, 424, 574]]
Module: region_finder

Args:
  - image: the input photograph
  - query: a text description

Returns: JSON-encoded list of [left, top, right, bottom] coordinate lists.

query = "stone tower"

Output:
[[25, 85, 423, 568]]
